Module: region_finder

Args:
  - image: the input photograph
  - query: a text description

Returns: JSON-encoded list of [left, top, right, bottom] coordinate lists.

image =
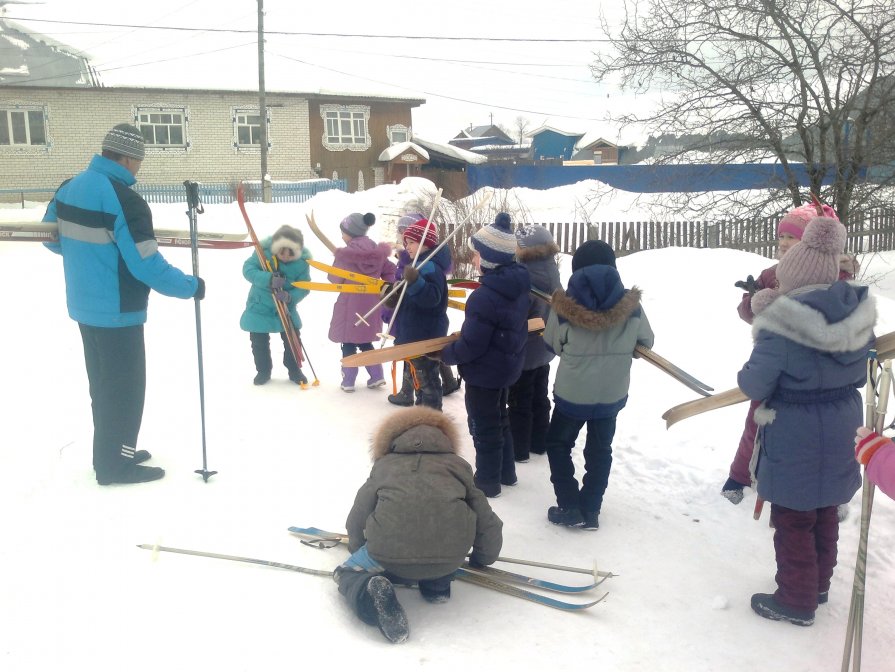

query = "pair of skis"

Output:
[[0, 221, 253, 249], [137, 525, 611, 612]]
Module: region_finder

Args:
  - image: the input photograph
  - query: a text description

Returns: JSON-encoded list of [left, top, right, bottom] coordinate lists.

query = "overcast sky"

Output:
[[4, 0, 657, 143]]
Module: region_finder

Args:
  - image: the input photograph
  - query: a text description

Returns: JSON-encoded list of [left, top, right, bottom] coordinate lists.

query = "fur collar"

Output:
[[751, 290, 876, 353], [370, 407, 460, 460], [516, 242, 559, 263], [550, 287, 643, 332]]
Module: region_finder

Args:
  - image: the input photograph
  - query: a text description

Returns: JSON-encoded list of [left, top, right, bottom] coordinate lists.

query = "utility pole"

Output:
[[257, 0, 271, 202]]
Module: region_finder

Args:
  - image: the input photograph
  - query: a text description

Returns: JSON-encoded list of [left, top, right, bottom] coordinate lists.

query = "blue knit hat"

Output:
[[469, 213, 517, 269]]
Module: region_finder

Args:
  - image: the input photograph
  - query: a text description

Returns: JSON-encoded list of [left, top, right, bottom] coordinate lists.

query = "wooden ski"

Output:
[[662, 330, 895, 428], [305, 211, 337, 254], [0, 221, 251, 249], [635, 346, 714, 396], [341, 317, 545, 367]]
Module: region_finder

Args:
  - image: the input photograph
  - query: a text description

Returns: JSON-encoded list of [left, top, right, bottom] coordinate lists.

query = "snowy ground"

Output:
[[1, 179, 893, 672]]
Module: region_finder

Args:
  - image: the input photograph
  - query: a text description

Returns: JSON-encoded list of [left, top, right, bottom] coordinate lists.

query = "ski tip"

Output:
[[311, 380, 321, 387]]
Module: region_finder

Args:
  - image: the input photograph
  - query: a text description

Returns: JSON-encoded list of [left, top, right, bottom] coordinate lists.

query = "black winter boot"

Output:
[[97, 464, 165, 486], [750, 593, 814, 626], [288, 369, 308, 385], [547, 506, 584, 527], [254, 371, 271, 386], [365, 576, 409, 643]]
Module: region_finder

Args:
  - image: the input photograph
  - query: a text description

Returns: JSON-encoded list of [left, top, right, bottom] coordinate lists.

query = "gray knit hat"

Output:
[[515, 224, 555, 249], [340, 212, 376, 238], [102, 123, 145, 161]]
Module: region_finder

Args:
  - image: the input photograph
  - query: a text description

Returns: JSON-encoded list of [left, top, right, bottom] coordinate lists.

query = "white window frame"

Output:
[[387, 123, 410, 145], [321, 104, 370, 151], [232, 106, 271, 150], [0, 104, 49, 151], [135, 105, 189, 153]]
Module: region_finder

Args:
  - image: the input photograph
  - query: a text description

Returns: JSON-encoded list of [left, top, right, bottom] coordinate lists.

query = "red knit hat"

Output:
[[403, 219, 438, 249]]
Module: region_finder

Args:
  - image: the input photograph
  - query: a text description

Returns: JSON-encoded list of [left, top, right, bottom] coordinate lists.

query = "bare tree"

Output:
[[514, 116, 531, 146], [593, 0, 895, 225]]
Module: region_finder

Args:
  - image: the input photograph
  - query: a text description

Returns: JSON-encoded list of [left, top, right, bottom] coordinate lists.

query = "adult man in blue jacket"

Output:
[[44, 123, 205, 485]]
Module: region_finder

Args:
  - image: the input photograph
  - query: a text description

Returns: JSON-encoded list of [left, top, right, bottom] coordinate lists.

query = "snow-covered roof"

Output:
[[412, 136, 488, 165], [378, 142, 429, 162]]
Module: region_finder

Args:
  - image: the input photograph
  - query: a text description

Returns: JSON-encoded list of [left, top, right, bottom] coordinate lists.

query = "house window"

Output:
[[136, 108, 187, 148], [321, 104, 370, 151], [232, 107, 270, 149], [0, 107, 47, 146], [387, 124, 409, 144]]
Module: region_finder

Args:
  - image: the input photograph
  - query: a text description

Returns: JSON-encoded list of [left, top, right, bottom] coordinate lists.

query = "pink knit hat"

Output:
[[777, 203, 838, 239], [776, 216, 847, 294]]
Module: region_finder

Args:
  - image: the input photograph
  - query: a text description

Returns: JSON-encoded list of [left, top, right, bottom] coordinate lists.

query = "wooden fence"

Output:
[[536, 207, 895, 259]]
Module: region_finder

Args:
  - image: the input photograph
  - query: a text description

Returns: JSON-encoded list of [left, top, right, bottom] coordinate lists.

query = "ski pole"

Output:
[[354, 190, 494, 327], [842, 354, 890, 672], [138, 543, 334, 577], [298, 336, 320, 386], [184, 181, 217, 483]]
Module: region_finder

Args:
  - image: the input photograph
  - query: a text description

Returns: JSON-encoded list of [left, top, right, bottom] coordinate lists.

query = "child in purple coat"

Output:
[[738, 215, 875, 626], [328, 212, 396, 392]]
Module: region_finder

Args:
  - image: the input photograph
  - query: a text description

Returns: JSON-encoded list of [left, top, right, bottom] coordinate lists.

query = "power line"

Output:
[[5, 15, 606, 42]]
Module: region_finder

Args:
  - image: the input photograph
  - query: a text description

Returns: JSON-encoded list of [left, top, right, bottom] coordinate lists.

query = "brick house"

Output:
[[0, 85, 424, 192]]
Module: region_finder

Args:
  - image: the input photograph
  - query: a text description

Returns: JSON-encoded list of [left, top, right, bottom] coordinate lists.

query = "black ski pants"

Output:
[[464, 384, 516, 488], [508, 364, 552, 460], [79, 323, 146, 478], [250, 331, 299, 376]]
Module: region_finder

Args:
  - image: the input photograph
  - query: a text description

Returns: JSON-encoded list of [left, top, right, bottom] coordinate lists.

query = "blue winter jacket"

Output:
[[738, 281, 876, 511], [441, 261, 530, 388], [43, 155, 198, 327], [393, 245, 451, 345], [239, 239, 311, 333]]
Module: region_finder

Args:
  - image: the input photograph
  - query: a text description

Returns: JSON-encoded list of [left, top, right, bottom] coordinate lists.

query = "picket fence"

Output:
[[533, 208, 895, 259]]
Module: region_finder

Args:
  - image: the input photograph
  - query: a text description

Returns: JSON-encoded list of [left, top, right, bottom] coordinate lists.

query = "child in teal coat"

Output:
[[240, 225, 311, 385]]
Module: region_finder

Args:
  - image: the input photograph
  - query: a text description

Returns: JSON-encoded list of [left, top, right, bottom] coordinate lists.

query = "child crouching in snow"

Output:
[[334, 406, 503, 643], [738, 215, 875, 627]]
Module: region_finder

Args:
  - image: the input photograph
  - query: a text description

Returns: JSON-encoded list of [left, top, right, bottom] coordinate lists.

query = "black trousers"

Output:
[[508, 364, 552, 460], [250, 331, 299, 375], [464, 384, 515, 487], [79, 323, 146, 477]]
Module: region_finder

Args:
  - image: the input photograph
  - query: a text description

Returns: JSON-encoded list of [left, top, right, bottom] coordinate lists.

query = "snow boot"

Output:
[[133, 450, 152, 465], [581, 511, 600, 530], [750, 593, 814, 626], [473, 475, 501, 498], [365, 576, 409, 644], [341, 367, 358, 392], [818, 591, 829, 605], [419, 581, 451, 604], [365, 363, 386, 389], [721, 477, 747, 505], [288, 369, 308, 385], [253, 371, 271, 386], [388, 391, 414, 406], [441, 364, 461, 396], [547, 506, 584, 527], [97, 464, 165, 486]]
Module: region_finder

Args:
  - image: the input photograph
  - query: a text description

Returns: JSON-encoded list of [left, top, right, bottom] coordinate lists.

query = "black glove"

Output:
[[467, 554, 487, 568], [379, 283, 399, 309], [194, 277, 206, 300], [403, 265, 420, 285], [734, 274, 760, 294], [270, 273, 286, 291]]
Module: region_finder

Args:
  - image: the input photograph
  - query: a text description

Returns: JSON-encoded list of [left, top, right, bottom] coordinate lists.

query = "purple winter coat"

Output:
[[737, 281, 875, 511], [327, 237, 396, 344]]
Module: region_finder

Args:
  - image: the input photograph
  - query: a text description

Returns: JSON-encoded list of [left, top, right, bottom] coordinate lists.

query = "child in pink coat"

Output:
[[854, 428, 895, 499]]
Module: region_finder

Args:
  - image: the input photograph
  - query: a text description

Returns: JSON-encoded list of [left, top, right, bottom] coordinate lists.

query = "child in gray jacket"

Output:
[[335, 407, 503, 643], [543, 240, 654, 530]]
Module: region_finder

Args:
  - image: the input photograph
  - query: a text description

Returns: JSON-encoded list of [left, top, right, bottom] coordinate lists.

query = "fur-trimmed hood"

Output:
[[515, 241, 559, 264], [751, 281, 875, 353], [370, 407, 461, 460], [551, 286, 643, 333]]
